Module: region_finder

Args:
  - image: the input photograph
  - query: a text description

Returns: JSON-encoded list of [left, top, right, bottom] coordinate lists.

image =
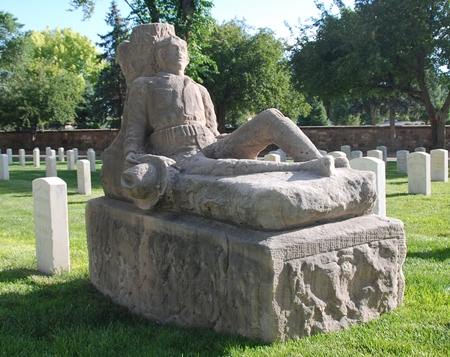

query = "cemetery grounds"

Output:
[[0, 159, 449, 356]]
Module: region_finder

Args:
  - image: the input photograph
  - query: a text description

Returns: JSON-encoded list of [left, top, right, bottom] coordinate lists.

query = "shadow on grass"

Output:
[[0, 271, 264, 356], [386, 193, 409, 198], [387, 180, 408, 185], [0, 268, 38, 283], [407, 247, 450, 262]]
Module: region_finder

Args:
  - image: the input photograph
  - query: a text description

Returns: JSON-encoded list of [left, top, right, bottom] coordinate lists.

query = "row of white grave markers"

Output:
[[1, 147, 94, 195], [406, 150, 448, 195], [2, 147, 95, 171], [397, 149, 448, 182], [264, 149, 287, 162], [3, 147, 82, 166], [339, 145, 388, 164]]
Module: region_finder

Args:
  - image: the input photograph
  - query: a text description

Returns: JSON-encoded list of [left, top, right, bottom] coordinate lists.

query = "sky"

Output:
[[1, 0, 352, 46]]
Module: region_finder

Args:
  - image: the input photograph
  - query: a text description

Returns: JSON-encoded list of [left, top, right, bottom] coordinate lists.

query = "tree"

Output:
[[69, 0, 216, 81], [297, 97, 329, 126], [0, 11, 33, 93], [0, 11, 23, 50], [91, 1, 129, 128], [201, 21, 310, 132], [0, 60, 84, 139], [291, 0, 450, 149], [30, 27, 103, 84], [0, 14, 99, 138]]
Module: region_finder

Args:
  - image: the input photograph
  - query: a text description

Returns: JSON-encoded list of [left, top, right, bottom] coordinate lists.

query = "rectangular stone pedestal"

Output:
[[86, 197, 406, 342]]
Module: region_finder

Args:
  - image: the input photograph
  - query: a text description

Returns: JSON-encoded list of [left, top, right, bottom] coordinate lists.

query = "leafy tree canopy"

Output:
[[0, 11, 23, 50], [291, 0, 450, 148], [30, 27, 103, 84], [201, 20, 310, 132], [0, 12, 99, 137]]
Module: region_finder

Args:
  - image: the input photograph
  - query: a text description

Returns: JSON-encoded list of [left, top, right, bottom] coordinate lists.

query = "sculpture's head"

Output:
[[155, 36, 189, 74]]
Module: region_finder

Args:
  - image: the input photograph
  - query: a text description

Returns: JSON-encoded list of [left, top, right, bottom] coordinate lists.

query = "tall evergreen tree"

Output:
[[91, 1, 129, 128]]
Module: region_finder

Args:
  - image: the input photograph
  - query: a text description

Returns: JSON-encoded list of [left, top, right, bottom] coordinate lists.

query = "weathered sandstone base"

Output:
[[86, 197, 406, 342]]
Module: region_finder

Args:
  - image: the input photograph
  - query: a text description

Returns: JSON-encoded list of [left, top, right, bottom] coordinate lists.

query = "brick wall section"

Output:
[[1, 126, 449, 154], [301, 125, 450, 153], [0, 130, 119, 154]]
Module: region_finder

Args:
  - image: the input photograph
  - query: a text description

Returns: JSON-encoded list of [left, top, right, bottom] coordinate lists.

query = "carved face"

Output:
[[156, 37, 189, 73]]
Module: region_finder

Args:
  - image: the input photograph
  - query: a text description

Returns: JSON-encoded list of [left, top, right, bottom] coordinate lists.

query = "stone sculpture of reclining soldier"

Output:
[[121, 35, 349, 209]]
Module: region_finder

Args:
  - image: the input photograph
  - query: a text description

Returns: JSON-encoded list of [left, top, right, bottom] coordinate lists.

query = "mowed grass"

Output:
[[0, 159, 449, 356]]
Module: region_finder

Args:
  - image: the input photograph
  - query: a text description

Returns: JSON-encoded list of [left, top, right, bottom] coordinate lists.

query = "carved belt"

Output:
[[149, 123, 212, 150]]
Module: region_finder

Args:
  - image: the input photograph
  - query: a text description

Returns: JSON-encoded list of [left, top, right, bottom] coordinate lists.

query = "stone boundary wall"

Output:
[[301, 125, 450, 153], [1, 126, 449, 154], [0, 130, 119, 154]]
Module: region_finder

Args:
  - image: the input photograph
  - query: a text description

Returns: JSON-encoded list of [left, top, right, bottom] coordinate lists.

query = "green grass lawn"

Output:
[[0, 160, 449, 356]]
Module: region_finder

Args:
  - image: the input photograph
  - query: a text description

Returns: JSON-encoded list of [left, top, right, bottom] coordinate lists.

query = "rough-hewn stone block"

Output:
[[86, 197, 406, 342]]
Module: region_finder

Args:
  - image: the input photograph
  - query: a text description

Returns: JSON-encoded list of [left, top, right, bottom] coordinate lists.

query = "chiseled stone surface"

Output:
[[169, 167, 376, 231], [87, 197, 406, 342]]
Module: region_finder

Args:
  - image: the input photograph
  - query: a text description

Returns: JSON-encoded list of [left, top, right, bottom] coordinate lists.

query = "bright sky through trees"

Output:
[[1, 0, 352, 44]]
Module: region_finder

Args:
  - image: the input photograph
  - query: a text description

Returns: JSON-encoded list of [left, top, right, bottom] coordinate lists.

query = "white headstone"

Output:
[[396, 150, 409, 174], [276, 149, 287, 162], [67, 150, 75, 170], [45, 147, 52, 157], [408, 152, 431, 195], [415, 147, 426, 153], [376, 146, 387, 163], [73, 148, 78, 162], [46, 156, 57, 177], [87, 149, 96, 171], [50, 149, 56, 157], [77, 159, 92, 195], [350, 150, 363, 160], [367, 150, 383, 161], [264, 153, 281, 162], [430, 149, 448, 182], [33, 148, 40, 168], [328, 151, 347, 158], [318, 150, 328, 156], [19, 149, 25, 166], [350, 157, 386, 216], [6, 148, 12, 165], [0, 154, 9, 180], [32, 177, 70, 275], [58, 147, 65, 162], [340, 145, 351, 159]]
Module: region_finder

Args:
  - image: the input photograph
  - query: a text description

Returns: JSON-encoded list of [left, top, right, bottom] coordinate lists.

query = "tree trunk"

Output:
[[371, 105, 377, 126], [30, 124, 37, 142], [179, 0, 195, 42], [216, 102, 227, 133], [389, 106, 396, 152], [144, 0, 161, 23], [436, 90, 450, 149], [325, 100, 332, 123], [416, 52, 440, 148]]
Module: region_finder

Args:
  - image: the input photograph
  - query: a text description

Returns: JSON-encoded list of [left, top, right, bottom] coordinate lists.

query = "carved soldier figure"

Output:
[[120, 35, 344, 208], [125, 35, 324, 163]]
